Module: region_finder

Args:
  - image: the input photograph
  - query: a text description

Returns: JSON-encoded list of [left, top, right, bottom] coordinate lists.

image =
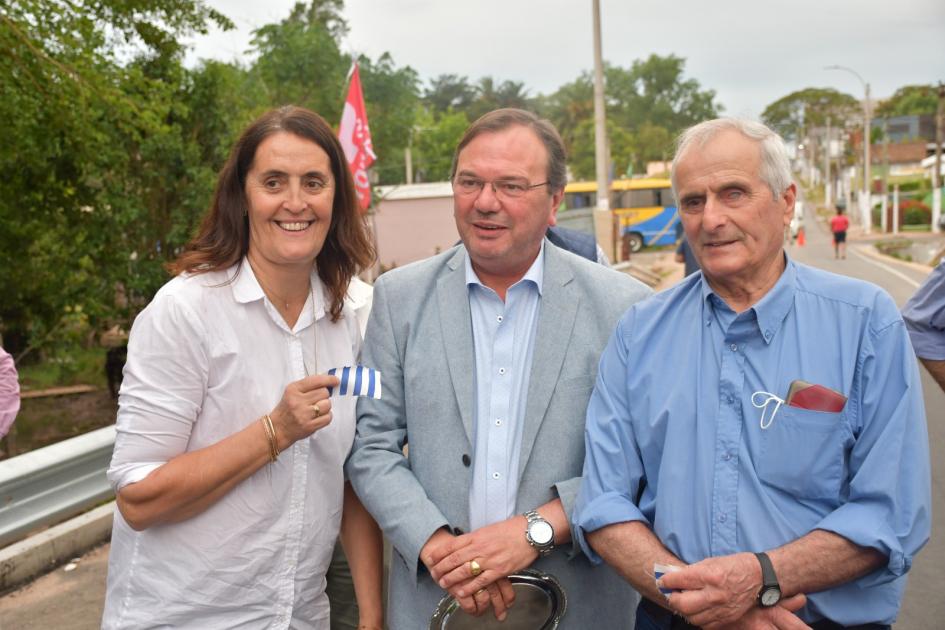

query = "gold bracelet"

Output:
[[261, 415, 278, 462]]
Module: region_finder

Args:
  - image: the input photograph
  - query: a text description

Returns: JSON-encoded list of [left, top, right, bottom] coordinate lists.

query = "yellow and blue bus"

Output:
[[563, 178, 678, 253]]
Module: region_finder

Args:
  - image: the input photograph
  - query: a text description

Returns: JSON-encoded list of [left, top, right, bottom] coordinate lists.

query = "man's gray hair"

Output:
[[670, 118, 793, 200]]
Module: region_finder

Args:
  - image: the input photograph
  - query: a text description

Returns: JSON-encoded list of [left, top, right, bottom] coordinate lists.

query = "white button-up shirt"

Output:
[[104, 259, 364, 630], [465, 245, 543, 531]]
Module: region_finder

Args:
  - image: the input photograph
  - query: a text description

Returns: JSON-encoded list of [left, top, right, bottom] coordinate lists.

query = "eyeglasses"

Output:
[[452, 176, 550, 200]]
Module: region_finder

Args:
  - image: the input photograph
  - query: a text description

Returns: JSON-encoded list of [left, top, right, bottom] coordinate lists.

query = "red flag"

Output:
[[338, 63, 376, 210]]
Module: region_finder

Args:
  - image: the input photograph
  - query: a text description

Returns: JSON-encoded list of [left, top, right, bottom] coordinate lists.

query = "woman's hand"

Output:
[[269, 373, 340, 451]]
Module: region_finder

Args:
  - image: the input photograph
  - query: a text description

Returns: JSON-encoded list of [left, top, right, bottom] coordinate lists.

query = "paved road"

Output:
[[790, 217, 944, 630], [1, 217, 941, 629]]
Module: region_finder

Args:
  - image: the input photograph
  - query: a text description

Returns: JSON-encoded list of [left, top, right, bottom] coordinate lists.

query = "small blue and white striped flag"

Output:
[[327, 365, 382, 399]]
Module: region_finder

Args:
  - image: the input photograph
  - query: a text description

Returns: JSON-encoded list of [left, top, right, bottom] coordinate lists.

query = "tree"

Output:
[[467, 77, 531, 121], [540, 54, 721, 177], [0, 0, 232, 356], [357, 53, 421, 185], [248, 1, 349, 119], [424, 74, 476, 115], [875, 85, 938, 118], [761, 88, 859, 141], [411, 108, 469, 182]]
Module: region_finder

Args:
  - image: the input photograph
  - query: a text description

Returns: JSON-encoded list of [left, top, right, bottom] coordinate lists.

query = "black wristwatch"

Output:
[[755, 552, 782, 607]]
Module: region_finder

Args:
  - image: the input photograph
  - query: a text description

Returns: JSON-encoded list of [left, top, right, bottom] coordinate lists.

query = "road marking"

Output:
[[851, 247, 920, 288]]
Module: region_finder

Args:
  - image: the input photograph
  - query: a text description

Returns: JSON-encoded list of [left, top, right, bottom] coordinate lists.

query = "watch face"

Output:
[[760, 587, 781, 607], [529, 521, 554, 546]]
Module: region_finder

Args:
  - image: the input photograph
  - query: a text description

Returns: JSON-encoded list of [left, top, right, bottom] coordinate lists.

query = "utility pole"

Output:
[[865, 82, 872, 234], [591, 0, 614, 261], [882, 118, 889, 233], [826, 65, 871, 233], [824, 117, 832, 209], [933, 81, 943, 233]]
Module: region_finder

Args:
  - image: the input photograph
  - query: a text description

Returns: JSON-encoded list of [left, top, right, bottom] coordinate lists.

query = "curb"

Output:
[[0, 502, 114, 593], [855, 243, 937, 277]]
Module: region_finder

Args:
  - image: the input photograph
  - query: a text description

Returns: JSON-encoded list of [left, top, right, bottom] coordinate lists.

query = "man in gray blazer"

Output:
[[347, 109, 650, 628]]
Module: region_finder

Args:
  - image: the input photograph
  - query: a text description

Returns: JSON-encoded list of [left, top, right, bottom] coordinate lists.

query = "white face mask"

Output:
[[751, 391, 785, 430]]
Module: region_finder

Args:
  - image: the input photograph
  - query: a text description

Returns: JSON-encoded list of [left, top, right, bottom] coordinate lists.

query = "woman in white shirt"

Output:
[[103, 106, 382, 630]]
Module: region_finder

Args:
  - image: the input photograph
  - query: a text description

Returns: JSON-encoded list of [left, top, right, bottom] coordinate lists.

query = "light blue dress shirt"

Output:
[[466, 244, 543, 531], [573, 259, 931, 625], [902, 259, 945, 360]]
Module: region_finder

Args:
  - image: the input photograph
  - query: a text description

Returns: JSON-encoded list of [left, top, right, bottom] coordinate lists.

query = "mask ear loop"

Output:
[[751, 391, 785, 430]]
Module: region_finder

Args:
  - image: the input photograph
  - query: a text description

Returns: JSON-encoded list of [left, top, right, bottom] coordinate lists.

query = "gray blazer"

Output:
[[347, 241, 651, 629]]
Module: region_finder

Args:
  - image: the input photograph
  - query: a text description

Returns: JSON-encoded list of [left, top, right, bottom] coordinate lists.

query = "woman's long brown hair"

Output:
[[168, 106, 375, 321]]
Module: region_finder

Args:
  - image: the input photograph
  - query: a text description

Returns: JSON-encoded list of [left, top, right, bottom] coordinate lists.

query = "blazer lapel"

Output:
[[437, 247, 476, 444], [518, 244, 579, 480]]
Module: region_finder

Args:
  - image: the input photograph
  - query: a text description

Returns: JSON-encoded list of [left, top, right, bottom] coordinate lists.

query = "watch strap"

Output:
[[754, 552, 780, 606], [523, 510, 554, 556]]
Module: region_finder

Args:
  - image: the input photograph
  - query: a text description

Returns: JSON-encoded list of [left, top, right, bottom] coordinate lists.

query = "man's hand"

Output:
[[661, 552, 762, 627], [716, 593, 810, 630], [427, 515, 537, 598], [420, 528, 516, 620]]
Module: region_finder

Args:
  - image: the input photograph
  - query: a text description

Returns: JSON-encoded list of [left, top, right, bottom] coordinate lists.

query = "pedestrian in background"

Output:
[[0, 344, 19, 441], [830, 204, 850, 259], [902, 257, 945, 392]]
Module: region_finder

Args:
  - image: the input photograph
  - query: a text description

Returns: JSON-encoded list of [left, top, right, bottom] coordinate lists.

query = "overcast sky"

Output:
[[186, 0, 945, 119]]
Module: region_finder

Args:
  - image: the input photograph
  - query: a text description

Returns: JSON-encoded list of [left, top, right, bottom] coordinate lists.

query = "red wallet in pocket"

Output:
[[785, 380, 847, 412]]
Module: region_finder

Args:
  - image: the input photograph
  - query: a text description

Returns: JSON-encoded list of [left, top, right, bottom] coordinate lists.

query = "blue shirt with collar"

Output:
[[573, 257, 930, 625], [902, 259, 945, 360], [465, 242, 544, 531]]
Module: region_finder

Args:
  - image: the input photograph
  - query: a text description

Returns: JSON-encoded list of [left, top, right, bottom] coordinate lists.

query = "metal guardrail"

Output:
[[0, 425, 115, 548]]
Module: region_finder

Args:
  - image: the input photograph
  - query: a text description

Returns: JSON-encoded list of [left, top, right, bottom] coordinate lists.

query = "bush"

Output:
[[901, 199, 931, 225]]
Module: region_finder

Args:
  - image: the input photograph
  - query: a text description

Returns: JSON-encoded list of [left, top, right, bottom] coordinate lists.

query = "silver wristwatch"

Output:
[[523, 510, 555, 556]]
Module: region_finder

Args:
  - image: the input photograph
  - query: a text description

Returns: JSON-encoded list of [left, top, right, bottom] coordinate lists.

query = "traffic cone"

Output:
[[797, 227, 805, 246]]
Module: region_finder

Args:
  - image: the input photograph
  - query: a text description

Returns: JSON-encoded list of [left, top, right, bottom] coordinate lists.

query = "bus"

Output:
[[563, 178, 678, 254]]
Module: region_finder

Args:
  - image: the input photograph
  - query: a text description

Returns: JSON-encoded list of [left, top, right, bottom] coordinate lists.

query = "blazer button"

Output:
[[452, 526, 464, 535], [462, 454, 471, 467]]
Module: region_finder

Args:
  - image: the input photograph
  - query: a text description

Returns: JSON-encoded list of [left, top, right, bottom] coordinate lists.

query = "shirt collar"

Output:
[[700, 253, 796, 344], [464, 240, 545, 296], [231, 257, 326, 322]]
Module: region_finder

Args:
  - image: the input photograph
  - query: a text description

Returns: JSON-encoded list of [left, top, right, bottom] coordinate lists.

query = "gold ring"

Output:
[[312, 402, 321, 418], [475, 588, 487, 597], [469, 559, 482, 577]]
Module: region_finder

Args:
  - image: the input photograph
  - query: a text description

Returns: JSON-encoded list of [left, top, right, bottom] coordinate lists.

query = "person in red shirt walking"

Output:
[[830, 205, 850, 259]]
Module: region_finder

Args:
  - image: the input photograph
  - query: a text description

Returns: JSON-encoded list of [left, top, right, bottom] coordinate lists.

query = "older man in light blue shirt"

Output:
[[574, 118, 930, 630]]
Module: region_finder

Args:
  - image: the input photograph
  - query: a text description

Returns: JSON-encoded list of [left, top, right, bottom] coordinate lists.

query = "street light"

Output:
[[826, 65, 872, 234]]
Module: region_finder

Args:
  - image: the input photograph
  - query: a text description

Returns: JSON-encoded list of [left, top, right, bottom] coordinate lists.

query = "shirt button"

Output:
[[723, 452, 732, 461], [495, 418, 503, 427], [730, 343, 738, 352], [726, 395, 734, 404], [719, 514, 727, 522], [706, 319, 711, 327], [497, 315, 503, 323], [764, 330, 772, 340], [498, 367, 506, 375], [492, 472, 501, 480], [462, 454, 471, 467]]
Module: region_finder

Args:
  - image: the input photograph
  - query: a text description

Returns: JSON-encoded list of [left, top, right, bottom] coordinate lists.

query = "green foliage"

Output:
[[411, 108, 469, 181], [0, 0, 423, 359], [901, 199, 931, 225], [875, 85, 939, 118], [541, 55, 721, 179], [358, 53, 421, 184], [761, 88, 859, 141]]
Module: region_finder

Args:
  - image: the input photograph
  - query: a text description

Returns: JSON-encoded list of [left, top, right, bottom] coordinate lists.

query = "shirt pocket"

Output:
[[758, 406, 848, 500]]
